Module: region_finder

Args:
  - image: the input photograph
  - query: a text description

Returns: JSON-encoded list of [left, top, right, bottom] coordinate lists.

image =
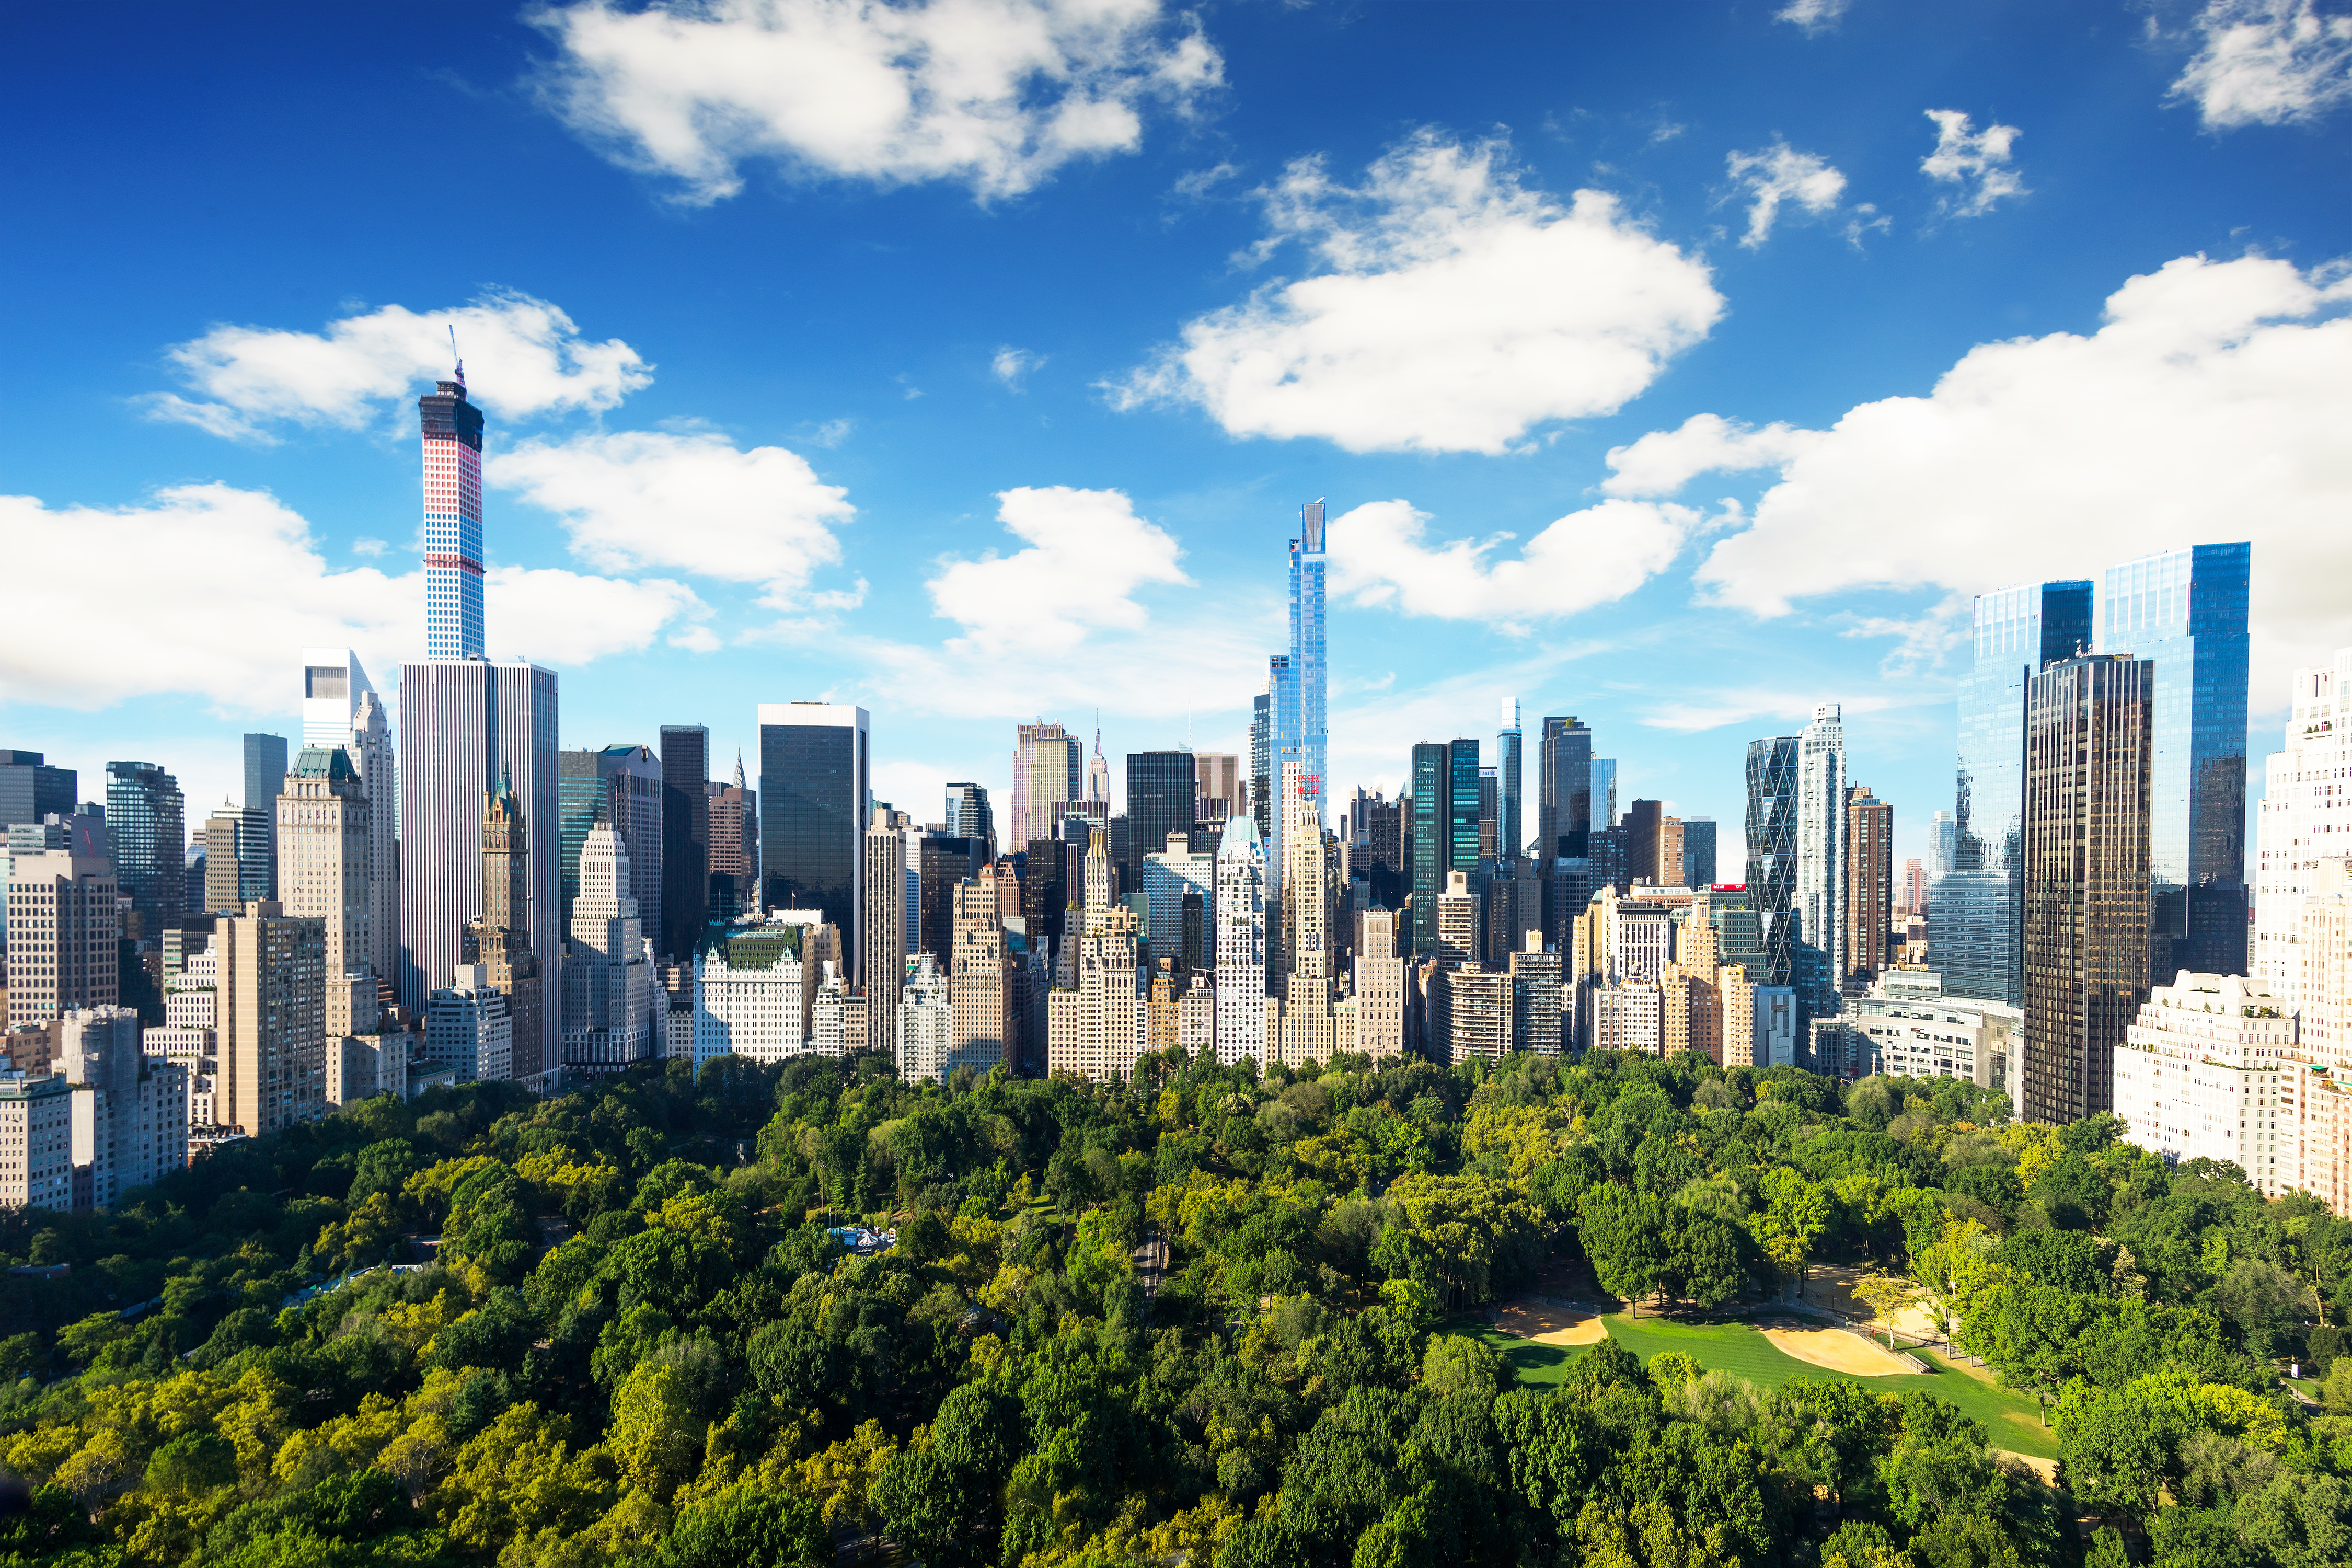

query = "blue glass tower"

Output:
[[2095, 543, 2249, 982], [1497, 699, 1523, 863], [1285, 500, 1327, 818], [1941, 580, 2094, 1006]]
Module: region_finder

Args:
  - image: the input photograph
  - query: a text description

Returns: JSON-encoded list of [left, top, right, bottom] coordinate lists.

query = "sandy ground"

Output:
[[1761, 1322, 1918, 1376], [1493, 1298, 1610, 1346], [1999, 1452, 2058, 1483], [1802, 1264, 1940, 1342]]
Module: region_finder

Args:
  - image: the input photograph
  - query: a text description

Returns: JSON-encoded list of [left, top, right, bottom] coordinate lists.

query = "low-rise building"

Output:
[[0, 1072, 74, 1210]]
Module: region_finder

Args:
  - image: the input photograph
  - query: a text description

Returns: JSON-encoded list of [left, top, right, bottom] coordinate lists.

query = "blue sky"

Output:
[[4, 0, 2349, 870]]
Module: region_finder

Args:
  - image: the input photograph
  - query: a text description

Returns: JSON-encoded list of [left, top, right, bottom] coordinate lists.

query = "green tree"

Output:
[[657, 1485, 828, 1568]]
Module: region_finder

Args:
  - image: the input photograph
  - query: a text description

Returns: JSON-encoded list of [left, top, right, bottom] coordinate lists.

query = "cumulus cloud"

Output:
[[1920, 109, 2026, 216], [2173, 0, 2352, 127], [531, 0, 1221, 203], [991, 346, 1045, 388], [0, 485, 699, 711], [1774, 0, 1853, 31], [1109, 131, 1723, 455], [1601, 413, 1824, 498], [145, 292, 650, 440], [1326, 496, 1705, 628], [927, 486, 1188, 657], [490, 430, 854, 609], [1723, 140, 1847, 247], [1653, 254, 2352, 697]]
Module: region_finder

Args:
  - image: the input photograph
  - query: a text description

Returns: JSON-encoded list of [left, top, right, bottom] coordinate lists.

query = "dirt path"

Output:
[[1760, 1321, 1918, 1376], [1493, 1298, 1610, 1346]]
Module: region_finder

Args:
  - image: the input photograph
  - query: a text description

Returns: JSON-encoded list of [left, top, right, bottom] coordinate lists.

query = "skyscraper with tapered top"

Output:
[[1286, 500, 1328, 822], [421, 365, 485, 660]]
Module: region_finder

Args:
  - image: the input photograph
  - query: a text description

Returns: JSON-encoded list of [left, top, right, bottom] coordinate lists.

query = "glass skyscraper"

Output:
[[1496, 699, 1522, 863], [1537, 717, 1591, 860], [1408, 743, 1448, 955], [106, 760, 185, 933], [2095, 543, 2249, 982], [1745, 734, 1799, 990], [1447, 740, 1482, 882], [757, 703, 869, 972], [1286, 500, 1328, 818], [1944, 579, 2093, 1006], [420, 373, 485, 661], [1123, 751, 1196, 892]]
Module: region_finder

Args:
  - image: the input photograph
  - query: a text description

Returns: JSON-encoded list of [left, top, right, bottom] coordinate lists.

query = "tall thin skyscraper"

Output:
[[1250, 687, 1274, 848], [241, 734, 287, 898], [1285, 501, 1328, 822], [1842, 785, 1892, 988], [862, 811, 908, 1054], [347, 690, 398, 986], [1745, 734, 1799, 992], [1538, 716, 1593, 861], [1945, 580, 2094, 1006], [1794, 704, 1848, 1005], [944, 781, 995, 858], [276, 747, 373, 1037], [564, 821, 652, 1073], [420, 370, 485, 660], [217, 900, 327, 1134], [2021, 653, 2153, 1124], [660, 725, 710, 961], [465, 775, 543, 1081], [1497, 698, 1523, 863], [758, 703, 869, 975], [1447, 739, 1482, 880], [1408, 743, 1448, 955], [1592, 759, 1619, 831], [1213, 814, 1265, 1065], [105, 760, 183, 936], [1086, 719, 1111, 805], [1011, 723, 1082, 853], [2095, 543, 2250, 982]]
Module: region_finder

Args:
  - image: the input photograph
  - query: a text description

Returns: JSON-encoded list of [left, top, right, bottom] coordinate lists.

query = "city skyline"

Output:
[[5, 5, 2348, 871]]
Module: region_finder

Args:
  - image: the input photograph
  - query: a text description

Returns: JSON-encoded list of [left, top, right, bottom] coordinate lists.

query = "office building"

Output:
[[1843, 785, 1893, 988], [758, 703, 869, 970], [301, 648, 374, 747], [660, 724, 710, 961], [1352, 907, 1405, 1057], [0, 751, 76, 832], [463, 776, 544, 1080], [216, 900, 326, 1135], [202, 805, 271, 913], [2097, 544, 2250, 982], [343, 690, 398, 986], [1047, 827, 1143, 1081], [1538, 718, 1593, 859], [1509, 933, 1562, 1056], [942, 781, 995, 862], [1194, 752, 1242, 826], [1495, 698, 1524, 861], [425, 966, 512, 1083], [894, 952, 952, 1083], [1009, 723, 1082, 854], [421, 371, 486, 659], [917, 832, 983, 967], [103, 761, 182, 936], [7, 849, 118, 1024], [862, 812, 909, 1054], [1436, 870, 1478, 969], [1625, 800, 1679, 886], [398, 656, 561, 1065], [1794, 704, 1848, 1006], [1745, 733, 1799, 992], [948, 874, 1011, 1081], [1214, 814, 1266, 1065], [1840, 971, 2021, 1089], [1142, 834, 1215, 967], [1592, 759, 1619, 831], [2020, 653, 2154, 1124], [1348, 788, 1403, 913], [1931, 810, 1957, 877], [564, 821, 652, 1074], [694, 924, 807, 1067], [559, 744, 661, 939], [2114, 972, 2292, 1197], [276, 747, 374, 1037], [1948, 580, 2095, 1006], [1682, 817, 1717, 889], [1250, 685, 1274, 850], [1123, 750, 1196, 896], [240, 734, 287, 898], [708, 755, 757, 918], [0, 1074, 73, 1210], [2254, 647, 2352, 1008], [60, 1006, 187, 1208]]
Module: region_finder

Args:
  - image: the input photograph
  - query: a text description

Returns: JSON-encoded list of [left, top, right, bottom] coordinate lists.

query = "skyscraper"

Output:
[[1011, 723, 1082, 853], [1945, 580, 2094, 1006], [1193, 752, 1242, 826], [1447, 739, 1482, 883], [104, 760, 183, 936], [2095, 543, 2250, 982], [948, 873, 1010, 1081], [1537, 717, 1592, 859], [1843, 785, 1892, 988], [216, 900, 327, 1135], [1409, 742, 1448, 955], [1745, 734, 1799, 993], [2021, 653, 2153, 1124], [1214, 813, 1266, 1065], [420, 372, 485, 660], [464, 774, 543, 1081], [276, 747, 372, 1037], [2255, 647, 2352, 1007], [660, 724, 710, 961], [559, 745, 662, 943], [862, 810, 908, 1054], [203, 805, 271, 912], [0, 751, 76, 831], [347, 690, 398, 986], [240, 734, 287, 899], [1285, 500, 1328, 823], [1592, 758, 1619, 831], [1250, 685, 1274, 848], [5, 849, 118, 1024], [1497, 698, 1523, 862], [1683, 817, 1717, 887], [1124, 751, 1196, 894], [1086, 719, 1111, 805], [944, 781, 995, 858], [708, 754, 757, 919], [301, 648, 375, 747], [758, 703, 869, 973], [564, 821, 652, 1073], [1795, 704, 1848, 1006]]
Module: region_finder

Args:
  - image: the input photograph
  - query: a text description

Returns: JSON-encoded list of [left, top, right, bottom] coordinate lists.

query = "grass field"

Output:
[[1457, 1312, 2060, 1460]]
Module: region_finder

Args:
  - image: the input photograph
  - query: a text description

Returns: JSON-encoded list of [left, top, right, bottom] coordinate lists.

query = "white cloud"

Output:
[[490, 430, 854, 609], [0, 485, 698, 711], [1325, 496, 1705, 627], [1723, 140, 1848, 247], [1774, 0, 1853, 32], [1920, 109, 2026, 216], [1665, 253, 2352, 699], [1109, 131, 1724, 455], [146, 291, 651, 440], [1601, 413, 1825, 498], [991, 346, 1045, 388], [927, 485, 1187, 656], [2173, 0, 2352, 128], [531, 0, 1222, 203]]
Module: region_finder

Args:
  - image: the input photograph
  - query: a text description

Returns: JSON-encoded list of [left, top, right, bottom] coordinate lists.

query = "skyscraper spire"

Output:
[[419, 370, 485, 660], [733, 748, 745, 791]]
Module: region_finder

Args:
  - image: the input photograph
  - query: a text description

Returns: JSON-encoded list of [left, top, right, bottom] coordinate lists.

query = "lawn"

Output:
[[1458, 1312, 2060, 1460]]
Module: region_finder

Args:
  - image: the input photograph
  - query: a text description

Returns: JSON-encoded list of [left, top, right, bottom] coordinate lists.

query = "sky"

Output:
[[4, 0, 2349, 870]]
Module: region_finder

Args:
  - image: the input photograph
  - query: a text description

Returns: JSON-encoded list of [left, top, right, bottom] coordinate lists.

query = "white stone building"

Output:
[[694, 927, 807, 1067], [2114, 972, 2296, 1196]]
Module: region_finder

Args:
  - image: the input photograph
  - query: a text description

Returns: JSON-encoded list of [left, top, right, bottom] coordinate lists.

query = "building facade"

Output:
[[563, 822, 653, 1074], [105, 760, 183, 936], [2114, 972, 2292, 1196], [6, 850, 118, 1024], [758, 703, 869, 971], [2254, 647, 2352, 1009], [216, 901, 326, 1136], [1213, 814, 1266, 1065], [421, 374, 486, 660], [1843, 784, 1892, 989], [276, 747, 373, 1037], [660, 724, 710, 961]]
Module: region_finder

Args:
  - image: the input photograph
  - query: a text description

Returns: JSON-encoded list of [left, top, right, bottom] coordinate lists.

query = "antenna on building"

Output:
[[448, 325, 465, 387]]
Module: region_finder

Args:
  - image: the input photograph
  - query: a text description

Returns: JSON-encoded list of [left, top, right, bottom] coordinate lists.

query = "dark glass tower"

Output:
[[1496, 700, 1522, 863], [1538, 717, 1593, 859], [1745, 735, 1800, 988], [659, 724, 709, 959], [241, 733, 287, 898], [1250, 685, 1274, 850], [1124, 751, 1197, 893], [2021, 653, 2152, 1123], [1447, 740, 1482, 881], [2095, 544, 2249, 983], [1945, 579, 2093, 1005], [1408, 743, 1448, 955], [757, 704, 870, 965], [105, 760, 184, 934]]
